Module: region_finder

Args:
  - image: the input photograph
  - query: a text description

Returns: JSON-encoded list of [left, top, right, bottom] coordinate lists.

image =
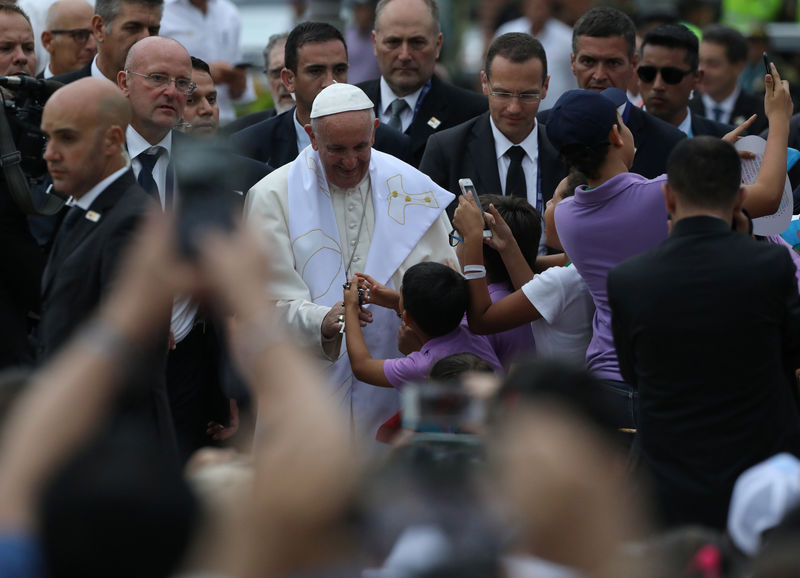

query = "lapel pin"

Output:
[[427, 117, 441, 129], [85, 211, 101, 222]]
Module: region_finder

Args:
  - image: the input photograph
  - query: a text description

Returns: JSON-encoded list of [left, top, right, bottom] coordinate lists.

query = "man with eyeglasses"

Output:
[[420, 33, 566, 254], [53, 0, 162, 84], [39, 0, 96, 78], [639, 24, 733, 138], [537, 6, 685, 179]]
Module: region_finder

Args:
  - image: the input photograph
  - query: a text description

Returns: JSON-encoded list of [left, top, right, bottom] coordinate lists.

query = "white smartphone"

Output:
[[458, 178, 492, 238]]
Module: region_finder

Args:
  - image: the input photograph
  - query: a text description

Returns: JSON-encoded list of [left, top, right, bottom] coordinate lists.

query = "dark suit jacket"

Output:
[[220, 107, 276, 136], [230, 107, 413, 168], [689, 90, 767, 135], [608, 216, 800, 530], [419, 111, 567, 214], [38, 170, 177, 455], [358, 75, 488, 167], [51, 61, 92, 84], [690, 113, 733, 138], [539, 104, 685, 179]]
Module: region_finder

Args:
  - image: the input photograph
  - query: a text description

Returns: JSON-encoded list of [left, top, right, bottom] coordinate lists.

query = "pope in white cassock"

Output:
[[245, 83, 457, 448]]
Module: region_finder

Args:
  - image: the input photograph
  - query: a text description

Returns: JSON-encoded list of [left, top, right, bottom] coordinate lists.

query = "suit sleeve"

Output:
[[607, 265, 639, 389], [245, 166, 337, 360]]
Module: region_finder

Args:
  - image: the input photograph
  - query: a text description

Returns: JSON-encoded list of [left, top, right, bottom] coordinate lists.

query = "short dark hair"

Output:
[[0, 1, 31, 24], [375, 0, 440, 35], [701, 24, 747, 64], [94, 0, 163, 29], [284, 21, 346, 73], [562, 170, 587, 198], [479, 195, 541, 286], [641, 24, 699, 71], [429, 353, 495, 381], [485, 32, 548, 81], [572, 6, 636, 59], [559, 142, 613, 180], [402, 262, 468, 338], [190, 55, 210, 75], [666, 136, 742, 209]]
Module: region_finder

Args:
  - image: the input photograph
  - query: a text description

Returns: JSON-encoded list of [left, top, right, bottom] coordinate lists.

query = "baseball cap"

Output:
[[546, 89, 621, 153]]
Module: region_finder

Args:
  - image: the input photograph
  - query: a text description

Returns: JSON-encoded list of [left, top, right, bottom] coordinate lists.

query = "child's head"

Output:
[[480, 195, 541, 285], [544, 170, 587, 250], [547, 88, 634, 179], [430, 353, 496, 381], [401, 262, 468, 338]]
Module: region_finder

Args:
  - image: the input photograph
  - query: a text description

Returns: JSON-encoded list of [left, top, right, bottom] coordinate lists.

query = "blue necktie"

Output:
[[137, 148, 162, 201], [712, 106, 724, 123]]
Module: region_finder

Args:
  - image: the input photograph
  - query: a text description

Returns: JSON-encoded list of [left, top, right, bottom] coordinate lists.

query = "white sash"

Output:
[[287, 145, 454, 445]]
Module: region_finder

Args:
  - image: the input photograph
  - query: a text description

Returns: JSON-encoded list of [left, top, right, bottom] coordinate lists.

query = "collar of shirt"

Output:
[[72, 160, 131, 210], [90, 55, 108, 81], [701, 85, 739, 117], [379, 77, 424, 131], [678, 107, 693, 136], [43, 65, 54, 79], [490, 117, 538, 164], [293, 108, 311, 152], [126, 126, 173, 160]]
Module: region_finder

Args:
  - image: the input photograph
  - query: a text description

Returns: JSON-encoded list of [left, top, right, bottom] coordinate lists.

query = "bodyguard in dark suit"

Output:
[[690, 24, 767, 135], [358, 0, 487, 167], [420, 34, 566, 220], [608, 137, 800, 530], [539, 7, 684, 179], [232, 22, 411, 168], [638, 25, 734, 139], [38, 77, 176, 454]]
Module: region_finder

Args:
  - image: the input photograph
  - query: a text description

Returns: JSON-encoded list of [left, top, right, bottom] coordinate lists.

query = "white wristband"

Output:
[[463, 264, 486, 280]]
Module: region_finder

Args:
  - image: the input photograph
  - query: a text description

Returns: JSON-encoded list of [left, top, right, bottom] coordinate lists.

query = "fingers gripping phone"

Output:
[[458, 178, 492, 238]]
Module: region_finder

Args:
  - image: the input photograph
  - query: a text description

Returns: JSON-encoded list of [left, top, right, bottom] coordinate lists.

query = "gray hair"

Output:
[[94, 0, 163, 32], [262, 32, 289, 68]]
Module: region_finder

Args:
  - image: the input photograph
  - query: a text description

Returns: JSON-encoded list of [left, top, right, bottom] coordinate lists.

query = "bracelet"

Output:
[[462, 264, 486, 280]]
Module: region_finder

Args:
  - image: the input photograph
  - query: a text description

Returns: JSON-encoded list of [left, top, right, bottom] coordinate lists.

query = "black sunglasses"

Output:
[[636, 65, 694, 85]]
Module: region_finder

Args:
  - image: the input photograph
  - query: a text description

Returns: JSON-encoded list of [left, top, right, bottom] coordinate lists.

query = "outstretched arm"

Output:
[[342, 276, 392, 388]]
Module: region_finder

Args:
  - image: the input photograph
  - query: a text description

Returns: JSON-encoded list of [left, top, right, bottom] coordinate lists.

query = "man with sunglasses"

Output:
[[39, 0, 96, 78], [639, 24, 733, 138], [538, 6, 685, 179], [420, 32, 567, 250]]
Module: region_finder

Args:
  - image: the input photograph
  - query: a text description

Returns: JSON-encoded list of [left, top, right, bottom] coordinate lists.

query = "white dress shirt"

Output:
[[701, 86, 739, 124]]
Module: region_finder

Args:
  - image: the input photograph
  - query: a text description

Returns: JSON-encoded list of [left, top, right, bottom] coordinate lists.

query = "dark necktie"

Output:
[[505, 146, 527, 199], [712, 106, 724, 123], [387, 98, 408, 131], [137, 147, 163, 201], [53, 205, 85, 250]]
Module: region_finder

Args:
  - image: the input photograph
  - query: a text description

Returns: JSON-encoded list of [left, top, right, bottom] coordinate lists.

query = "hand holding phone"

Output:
[[458, 178, 492, 238]]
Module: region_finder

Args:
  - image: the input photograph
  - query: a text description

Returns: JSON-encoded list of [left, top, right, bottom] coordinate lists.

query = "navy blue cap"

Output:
[[546, 89, 620, 153]]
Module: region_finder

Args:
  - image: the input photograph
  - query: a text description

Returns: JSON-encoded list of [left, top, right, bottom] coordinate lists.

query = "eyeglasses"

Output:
[[636, 65, 694, 85], [486, 80, 541, 103], [126, 70, 196, 95], [448, 230, 464, 247], [50, 28, 93, 44]]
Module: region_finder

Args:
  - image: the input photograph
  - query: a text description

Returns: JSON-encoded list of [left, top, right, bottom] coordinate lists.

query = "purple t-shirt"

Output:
[[383, 325, 504, 388], [554, 172, 669, 381], [460, 282, 536, 369]]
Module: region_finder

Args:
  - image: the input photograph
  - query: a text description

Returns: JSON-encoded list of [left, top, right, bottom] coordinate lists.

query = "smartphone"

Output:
[[458, 178, 492, 238], [763, 52, 775, 75]]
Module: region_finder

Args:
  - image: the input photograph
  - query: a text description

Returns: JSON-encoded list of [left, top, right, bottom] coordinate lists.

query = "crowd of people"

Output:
[[2, 0, 800, 576]]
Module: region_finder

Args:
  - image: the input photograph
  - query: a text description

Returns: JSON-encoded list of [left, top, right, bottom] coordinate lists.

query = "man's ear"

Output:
[[480, 70, 489, 97], [305, 123, 318, 150], [91, 14, 105, 44], [117, 69, 129, 94], [733, 186, 747, 211], [608, 123, 623, 147], [662, 181, 678, 216], [371, 117, 379, 145], [281, 67, 295, 93], [41, 30, 53, 52], [105, 124, 124, 153]]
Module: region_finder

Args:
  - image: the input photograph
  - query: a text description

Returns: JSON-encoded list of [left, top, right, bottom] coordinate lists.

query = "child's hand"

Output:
[[452, 194, 486, 240], [342, 275, 361, 308], [355, 272, 400, 312], [484, 204, 516, 253]]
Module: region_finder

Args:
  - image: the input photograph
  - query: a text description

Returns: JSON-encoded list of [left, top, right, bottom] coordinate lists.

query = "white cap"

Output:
[[310, 83, 374, 119], [727, 452, 800, 556]]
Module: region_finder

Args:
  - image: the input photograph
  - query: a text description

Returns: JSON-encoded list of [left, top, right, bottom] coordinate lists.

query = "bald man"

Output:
[[39, 0, 96, 78], [39, 77, 176, 455]]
